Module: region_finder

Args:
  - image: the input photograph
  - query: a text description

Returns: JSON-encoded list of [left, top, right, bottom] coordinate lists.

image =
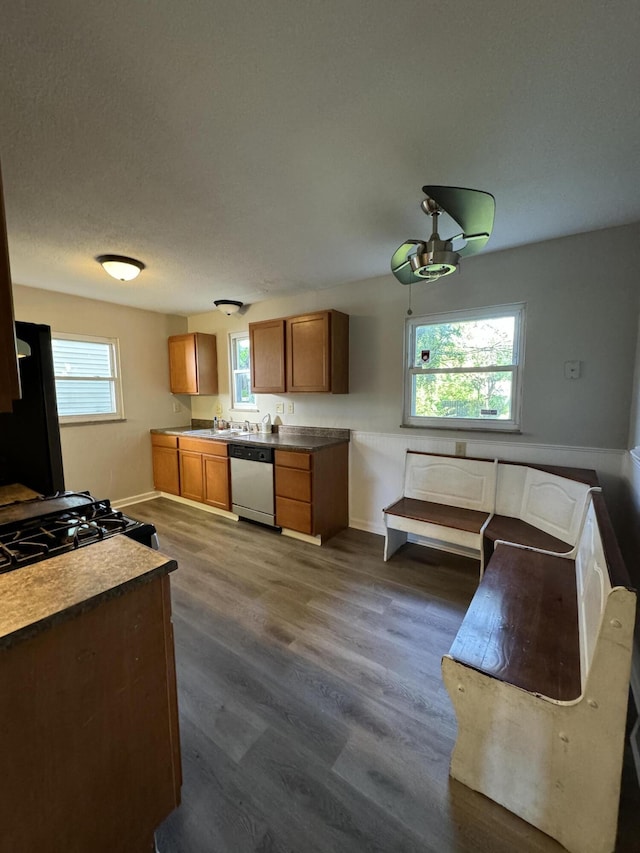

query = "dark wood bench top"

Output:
[[484, 515, 572, 554], [384, 498, 489, 534], [448, 544, 581, 700]]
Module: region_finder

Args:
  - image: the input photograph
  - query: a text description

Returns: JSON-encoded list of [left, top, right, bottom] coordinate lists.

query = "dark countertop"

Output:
[[151, 425, 350, 452], [0, 536, 177, 649]]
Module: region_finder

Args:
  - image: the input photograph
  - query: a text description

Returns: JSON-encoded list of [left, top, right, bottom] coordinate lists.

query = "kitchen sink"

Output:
[[184, 428, 243, 437]]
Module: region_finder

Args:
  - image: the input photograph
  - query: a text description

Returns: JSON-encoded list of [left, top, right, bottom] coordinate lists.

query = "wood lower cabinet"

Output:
[[249, 309, 349, 394], [179, 449, 205, 502], [152, 434, 231, 510], [151, 434, 180, 495], [0, 162, 20, 413], [275, 444, 348, 540], [168, 333, 218, 395], [0, 571, 181, 852], [203, 452, 230, 509]]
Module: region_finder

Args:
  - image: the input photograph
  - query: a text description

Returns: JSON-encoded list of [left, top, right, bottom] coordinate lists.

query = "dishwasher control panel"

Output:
[[228, 443, 275, 464]]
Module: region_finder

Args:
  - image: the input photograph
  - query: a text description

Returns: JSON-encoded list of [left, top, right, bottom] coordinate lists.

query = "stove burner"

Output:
[[0, 495, 157, 574]]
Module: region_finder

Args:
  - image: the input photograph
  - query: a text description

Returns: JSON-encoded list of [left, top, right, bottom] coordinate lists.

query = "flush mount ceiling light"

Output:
[[96, 254, 145, 281], [213, 299, 243, 315]]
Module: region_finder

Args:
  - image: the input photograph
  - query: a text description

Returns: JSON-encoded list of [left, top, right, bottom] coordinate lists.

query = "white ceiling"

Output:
[[2, 0, 640, 316]]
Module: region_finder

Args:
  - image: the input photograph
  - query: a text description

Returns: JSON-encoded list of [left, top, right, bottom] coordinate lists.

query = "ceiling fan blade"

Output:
[[391, 240, 425, 285], [421, 185, 495, 257]]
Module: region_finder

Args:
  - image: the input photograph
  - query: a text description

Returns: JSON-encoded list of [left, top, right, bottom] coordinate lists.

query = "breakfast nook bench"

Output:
[[442, 491, 636, 853]]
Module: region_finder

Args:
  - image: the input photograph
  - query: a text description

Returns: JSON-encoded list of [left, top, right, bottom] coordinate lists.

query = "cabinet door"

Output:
[[152, 446, 180, 495], [286, 312, 330, 392], [203, 454, 230, 509], [0, 163, 20, 413], [179, 450, 204, 502], [250, 319, 285, 393], [168, 335, 198, 394], [168, 333, 218, 395]]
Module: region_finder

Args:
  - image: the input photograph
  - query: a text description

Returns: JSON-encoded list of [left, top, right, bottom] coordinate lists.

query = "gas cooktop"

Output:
[[0, 492, 157, 574]]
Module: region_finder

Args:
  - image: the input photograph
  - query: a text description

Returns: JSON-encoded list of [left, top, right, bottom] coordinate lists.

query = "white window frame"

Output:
[[228, 331, 257, 412], [403, 303, 525, 432], [52, 332, 125, 424]]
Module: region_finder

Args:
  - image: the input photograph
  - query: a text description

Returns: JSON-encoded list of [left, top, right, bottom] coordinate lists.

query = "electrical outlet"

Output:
[[172, 401, 181, 414], [275, 402, 284, 414], [287, 402, 295, 414], [215, 402, 223, 415], [455, 441, 466, 457]]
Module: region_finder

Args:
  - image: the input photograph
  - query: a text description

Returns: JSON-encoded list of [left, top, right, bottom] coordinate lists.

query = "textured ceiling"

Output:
[[2, 0, 640, 315]]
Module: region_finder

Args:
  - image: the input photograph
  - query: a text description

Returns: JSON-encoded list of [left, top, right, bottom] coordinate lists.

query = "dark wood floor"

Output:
[[128, 498, 640, 853]]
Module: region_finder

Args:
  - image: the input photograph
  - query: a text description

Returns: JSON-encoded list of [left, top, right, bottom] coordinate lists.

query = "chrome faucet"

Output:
[[244, 420, 250, 432]]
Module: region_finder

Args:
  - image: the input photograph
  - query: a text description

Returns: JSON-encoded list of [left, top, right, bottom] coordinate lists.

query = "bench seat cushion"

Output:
[[384, 497, 489, 534], [484, 515, 572, 553], [448, 544, 581, 700]]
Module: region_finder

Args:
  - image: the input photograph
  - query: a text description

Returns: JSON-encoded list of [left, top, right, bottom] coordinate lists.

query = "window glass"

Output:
[[229, 332, 256, 409], [404, 305, 525, 431], [52, 334, 124, 423]]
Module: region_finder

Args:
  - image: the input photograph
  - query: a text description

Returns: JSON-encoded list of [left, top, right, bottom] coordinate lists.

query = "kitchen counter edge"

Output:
[[151, 427, 350, 451], [0, 536, 177, 649]]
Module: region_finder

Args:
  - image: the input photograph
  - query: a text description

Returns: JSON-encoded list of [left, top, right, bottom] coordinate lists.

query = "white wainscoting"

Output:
[[348, 430, 626, 536]]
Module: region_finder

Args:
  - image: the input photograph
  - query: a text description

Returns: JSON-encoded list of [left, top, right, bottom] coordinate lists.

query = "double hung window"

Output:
[[404, 304, 525, 431], [52, 333, 124, 423], [229, 331, 256, 410]]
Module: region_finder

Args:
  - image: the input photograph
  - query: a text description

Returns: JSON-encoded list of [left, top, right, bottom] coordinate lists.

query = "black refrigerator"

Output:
[[0, 321, 65, 495]]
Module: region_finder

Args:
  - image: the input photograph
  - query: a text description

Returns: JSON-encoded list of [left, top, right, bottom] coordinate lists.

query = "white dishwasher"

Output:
[[229, 443, 277, 527]]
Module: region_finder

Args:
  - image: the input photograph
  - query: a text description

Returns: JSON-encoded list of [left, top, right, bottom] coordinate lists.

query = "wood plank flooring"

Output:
[[127, 498, 640, 853]]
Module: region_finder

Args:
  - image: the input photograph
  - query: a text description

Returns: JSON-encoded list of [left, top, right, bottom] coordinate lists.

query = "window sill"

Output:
[[60, 418, 127, 427], [400, 423, 522, 435]]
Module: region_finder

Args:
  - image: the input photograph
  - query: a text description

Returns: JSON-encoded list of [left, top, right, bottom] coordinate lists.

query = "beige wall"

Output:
[[13, 284, 189, 502]]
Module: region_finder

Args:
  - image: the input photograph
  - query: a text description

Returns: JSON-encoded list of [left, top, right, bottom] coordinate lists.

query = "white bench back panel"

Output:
[[405, 453, 496, 512], [520, 469, 589, 545], [496, 463, 589, 545], [575, 498, 611, 691], [494, 464, 527, 517]]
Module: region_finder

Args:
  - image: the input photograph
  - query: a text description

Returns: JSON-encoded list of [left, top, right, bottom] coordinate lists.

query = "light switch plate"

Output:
[[215, 402, 223, 414], [172, 401, 181, 413], [287, 402, 295, 414], [565, 360, 581, 380], [275, 402, 284, 414]]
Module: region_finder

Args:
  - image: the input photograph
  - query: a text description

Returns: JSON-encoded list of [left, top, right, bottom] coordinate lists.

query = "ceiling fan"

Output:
[[391, 185, 495, 285]]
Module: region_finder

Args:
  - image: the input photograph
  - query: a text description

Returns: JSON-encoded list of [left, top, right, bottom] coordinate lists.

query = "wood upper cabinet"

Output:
[[249, 309, 349, 395], [250, 319, 286, 393], [274, 443, 349, 540], [168, 333, 218, 395], [151, 435, 180, 495], [0, 162, 20, 413]]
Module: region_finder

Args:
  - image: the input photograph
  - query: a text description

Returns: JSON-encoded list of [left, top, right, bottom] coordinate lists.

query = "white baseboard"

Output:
[[114, 491, 159, 508], [157, 492, 239, 520]]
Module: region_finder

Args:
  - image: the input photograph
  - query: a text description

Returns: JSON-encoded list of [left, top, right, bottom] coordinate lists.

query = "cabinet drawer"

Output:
[[178, 437, 228, 456], [274, 450, 311, 470], [276, 496, 312, 534], [151, 433, 178, 448], [275, 466, 311, 502]]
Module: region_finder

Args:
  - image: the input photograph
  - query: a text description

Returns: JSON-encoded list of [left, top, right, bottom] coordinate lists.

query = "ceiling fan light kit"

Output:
[[391, 186, 495, 286], [97, 254, 145, 281]]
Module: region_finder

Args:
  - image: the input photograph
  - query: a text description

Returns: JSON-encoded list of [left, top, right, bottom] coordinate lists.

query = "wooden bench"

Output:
[[383, 452, 595, 574], [442, 491, 636, 853], [383, 452, 496, 570]]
